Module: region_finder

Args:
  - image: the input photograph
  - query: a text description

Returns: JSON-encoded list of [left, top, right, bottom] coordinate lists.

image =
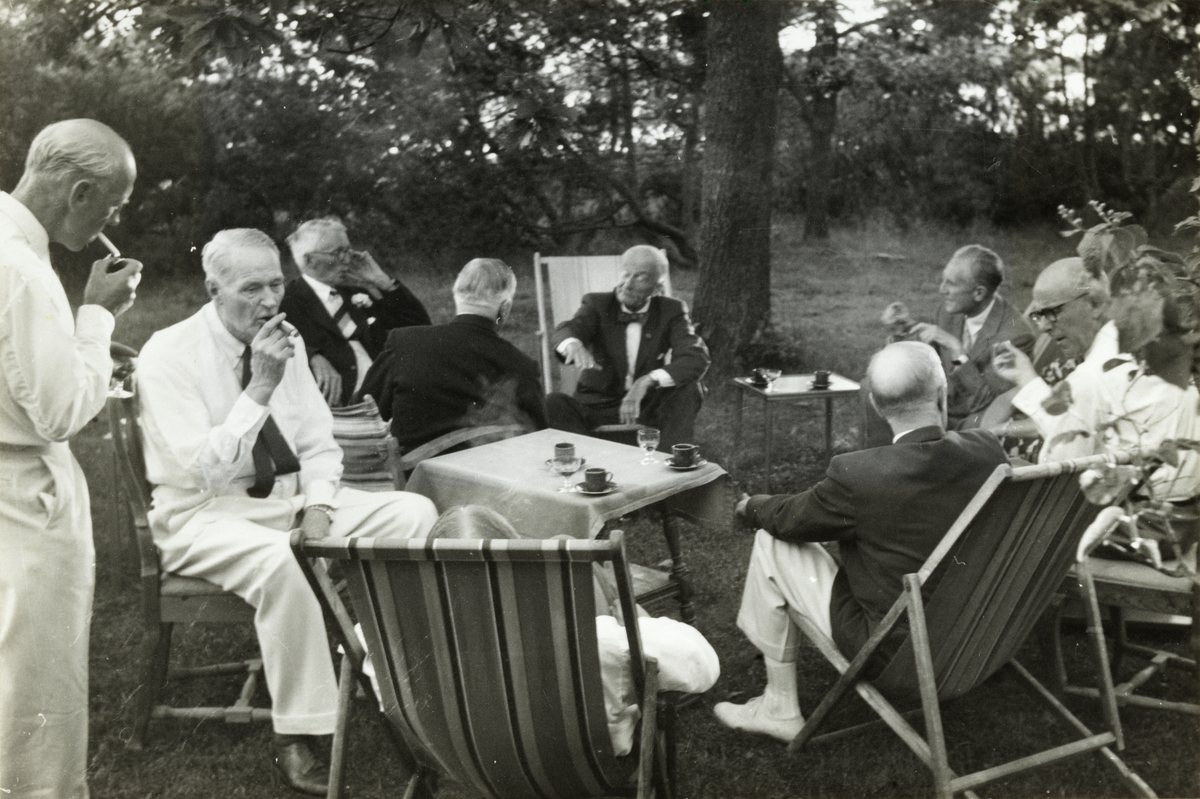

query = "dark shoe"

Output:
[[273, 738, 329, 796]]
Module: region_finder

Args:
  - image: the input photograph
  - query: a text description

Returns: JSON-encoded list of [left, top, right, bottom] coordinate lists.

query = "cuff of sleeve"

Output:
[[305, 480, 337, 508], [649, 368, 674, 387], [229, 392, 271, 439], [555, 337, 582, 356], [76, 304, 116, 339], [1011, 378, 1051, 418]]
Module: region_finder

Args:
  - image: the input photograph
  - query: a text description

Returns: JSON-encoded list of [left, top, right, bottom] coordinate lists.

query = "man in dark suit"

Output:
[[358, 258, 547, 452], [280, 217, 430, 406], [546, 245, 709, 449], [715, 341, 1007, 743], [912, 244, 1019, 427]]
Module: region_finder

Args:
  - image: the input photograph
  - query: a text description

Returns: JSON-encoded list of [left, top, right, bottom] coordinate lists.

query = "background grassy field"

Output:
[[76, 218, 1198, 797]]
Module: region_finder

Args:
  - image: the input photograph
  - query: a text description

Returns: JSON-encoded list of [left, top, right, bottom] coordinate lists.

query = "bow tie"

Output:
[[617, 309, 648, 325]]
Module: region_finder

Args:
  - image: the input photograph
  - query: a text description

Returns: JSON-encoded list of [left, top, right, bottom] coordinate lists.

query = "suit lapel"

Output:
[[291, 277, 344, 338], [632, 298, 661, 377], [967, 298, 1005, 360], [602, 296, 630, 382]]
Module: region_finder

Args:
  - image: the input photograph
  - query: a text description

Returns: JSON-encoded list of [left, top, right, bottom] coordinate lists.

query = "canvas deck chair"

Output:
[[108, 390, 271, 749], [533, 251, 673, 397], [292, 529, 677, 799], [1050, 505, 1199, 715], [785, 455, 1155, 799]]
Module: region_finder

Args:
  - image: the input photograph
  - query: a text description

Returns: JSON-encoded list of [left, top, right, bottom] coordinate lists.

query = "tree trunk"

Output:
[[693, 0, 781, 380], [803, 3, 838, 240]]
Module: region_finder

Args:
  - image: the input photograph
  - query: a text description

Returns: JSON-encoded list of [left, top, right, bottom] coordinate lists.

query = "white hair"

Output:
[[454, 258, 516, 306], [867, 341, 946, 417], [202, 229, 280, 285], [23, 119, 131, 185], [621, 245, 667, 283], [286, 217, 347, 265]]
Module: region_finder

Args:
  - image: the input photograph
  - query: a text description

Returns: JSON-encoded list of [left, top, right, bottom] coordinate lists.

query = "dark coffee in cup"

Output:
[[812, 370, 831, 389], [554, 442, 576, 460], [583, 467, 613, 491], [671, 443, 699, 467]]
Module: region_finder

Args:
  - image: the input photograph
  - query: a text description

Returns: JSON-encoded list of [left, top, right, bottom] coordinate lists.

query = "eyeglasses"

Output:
[[309, 246, 354, 264], [1028, 291, 1088, 327]]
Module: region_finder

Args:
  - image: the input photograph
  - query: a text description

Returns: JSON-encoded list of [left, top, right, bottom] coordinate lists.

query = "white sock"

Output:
[[761, 656, 803, 720]]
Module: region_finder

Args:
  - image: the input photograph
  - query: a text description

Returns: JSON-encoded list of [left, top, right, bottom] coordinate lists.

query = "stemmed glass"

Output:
[[553, 454, 583, 492], [637, 427, 661, 465]]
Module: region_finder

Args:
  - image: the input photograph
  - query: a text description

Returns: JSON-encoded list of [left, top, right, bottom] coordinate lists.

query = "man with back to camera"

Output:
[[546, 245, 709, 450], [714, 342, 1007, 742], [0, 119, 142, 798], [358, 258, 548, 452], [136, 228, 438, 793], [280, 217, 431, 407]]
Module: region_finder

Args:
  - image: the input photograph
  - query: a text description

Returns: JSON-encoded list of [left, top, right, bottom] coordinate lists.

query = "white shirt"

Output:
[[1013, 321, 1120, 463], [301, 273, 373, 392], [0, 192, 114, 445], [555, 300, 674, 390], [138, 302, 341, 534], [961, 296, 996, 352]]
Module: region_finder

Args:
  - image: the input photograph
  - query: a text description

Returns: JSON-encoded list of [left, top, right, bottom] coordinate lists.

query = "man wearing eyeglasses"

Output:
[[993, 257, 1118, 462], [281, 217, 430, 406]]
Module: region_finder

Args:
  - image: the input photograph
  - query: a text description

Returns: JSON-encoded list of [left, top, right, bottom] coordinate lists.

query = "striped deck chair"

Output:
[[292, 529, 676, 799], [786, 455, 1156, 799]]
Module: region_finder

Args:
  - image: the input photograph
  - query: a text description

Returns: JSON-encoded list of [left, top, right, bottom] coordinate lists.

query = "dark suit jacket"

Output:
[[745, 426, 1007, 662], [934, 295, 1019, 426], [550, 292, 709, 403], [357, 314, 548, 451], [281, 276, 431, 405]]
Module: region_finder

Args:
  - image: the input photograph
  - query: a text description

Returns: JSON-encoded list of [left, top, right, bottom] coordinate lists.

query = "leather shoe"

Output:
[[273, 738, 329, 796]]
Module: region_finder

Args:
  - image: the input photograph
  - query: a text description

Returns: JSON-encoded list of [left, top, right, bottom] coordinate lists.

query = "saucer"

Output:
[[546, 457, 586, 470], [573, 481, 618, 496], [666, 457, 708, 471], [809, 381, 831, 391]]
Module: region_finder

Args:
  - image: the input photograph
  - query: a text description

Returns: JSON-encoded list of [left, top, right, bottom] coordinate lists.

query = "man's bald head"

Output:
[[13, 119, 137, 252], [21, 119, 134, 187], [868, 341, 947, 427]]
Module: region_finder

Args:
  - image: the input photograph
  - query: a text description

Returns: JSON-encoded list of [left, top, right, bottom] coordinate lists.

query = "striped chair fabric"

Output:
[[787, 454, 1156, 799], [293, 531, 670, 799]]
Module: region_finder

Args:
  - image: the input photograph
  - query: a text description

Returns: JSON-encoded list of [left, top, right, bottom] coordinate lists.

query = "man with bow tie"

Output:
[[137, 229, 437, 793], [546, 245, 710, 449], [280, 217, 430, 406]]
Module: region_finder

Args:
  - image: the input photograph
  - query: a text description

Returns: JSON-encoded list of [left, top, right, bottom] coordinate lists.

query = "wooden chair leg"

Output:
[[659, 509, 694, 624], [904, 576, 952, 799], [327, 654, 357, 799], [131, 621, 173, 749], [1078, 562, 1124, 750]]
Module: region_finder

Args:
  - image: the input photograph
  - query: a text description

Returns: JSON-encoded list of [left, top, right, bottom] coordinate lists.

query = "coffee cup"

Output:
[[671, 443, 699, 467], [812, 370, 831, 389], [554, 442, 576, 460], [583, 467, 614, 491], [750, 368, 769, 386]]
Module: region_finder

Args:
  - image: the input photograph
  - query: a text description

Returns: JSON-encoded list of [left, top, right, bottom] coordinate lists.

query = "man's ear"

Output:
[[973, 285, 988, 304], [497, 298, 513, 324], [68, 178, 95, 210], [205, 278, 220, 300]]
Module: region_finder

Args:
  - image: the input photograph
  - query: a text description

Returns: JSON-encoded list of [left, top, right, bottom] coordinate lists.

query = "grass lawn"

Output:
[[77, 218, 1198, 797]]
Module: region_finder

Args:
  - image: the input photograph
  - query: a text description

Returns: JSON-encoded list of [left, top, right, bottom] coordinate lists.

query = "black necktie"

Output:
[[617, 309, 648, 325], [240, 347, 301, 498]]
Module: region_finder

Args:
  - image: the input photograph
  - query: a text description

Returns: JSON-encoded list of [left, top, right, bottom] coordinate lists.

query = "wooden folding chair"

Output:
[[292, 530, 677, 799], [107, 391, 270, 749], [533, 251, 673, 403], [786, 455, 1156, 799], [1051, 505, 1199, 715]]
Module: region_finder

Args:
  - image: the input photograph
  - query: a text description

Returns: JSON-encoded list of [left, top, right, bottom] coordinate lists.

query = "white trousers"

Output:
[[736, 529, 840, 664], [0, 442, 93, 799], [155, 488, 437, 735]]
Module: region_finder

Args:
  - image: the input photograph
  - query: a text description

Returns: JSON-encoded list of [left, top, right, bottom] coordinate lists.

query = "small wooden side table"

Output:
[[732, 373, 862, 490]]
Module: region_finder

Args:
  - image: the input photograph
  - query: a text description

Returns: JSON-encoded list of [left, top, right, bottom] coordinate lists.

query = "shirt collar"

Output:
[[1085, 321, 1121, 365], [965, 296, 996, 329], [452, 313, 498, 331], [302, 273, 337, 300], [202, 302, 250, 372], [0, 192, 51, 263]]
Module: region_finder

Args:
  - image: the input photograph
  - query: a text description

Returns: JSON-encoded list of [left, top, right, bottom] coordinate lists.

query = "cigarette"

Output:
[[282, 320, 299, 338], [97, 233, 121, 259]]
